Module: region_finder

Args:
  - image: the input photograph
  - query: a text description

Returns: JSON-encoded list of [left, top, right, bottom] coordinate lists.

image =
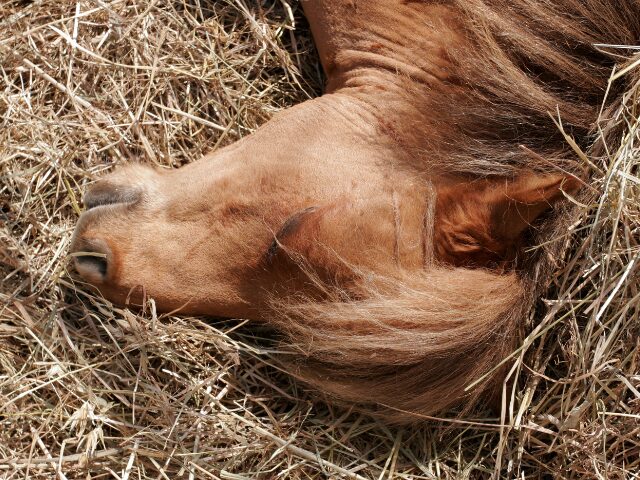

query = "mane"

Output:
[[429, 0, 639, 176], [267, 0, 640, 421], [269, 265, 523, 422]]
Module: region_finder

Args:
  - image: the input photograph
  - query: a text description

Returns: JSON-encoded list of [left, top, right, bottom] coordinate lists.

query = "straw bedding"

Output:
[[1, 0, 638, 478]]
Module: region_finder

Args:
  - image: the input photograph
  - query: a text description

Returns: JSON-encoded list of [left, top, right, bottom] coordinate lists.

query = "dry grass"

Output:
[[0, 0, 639, 478]]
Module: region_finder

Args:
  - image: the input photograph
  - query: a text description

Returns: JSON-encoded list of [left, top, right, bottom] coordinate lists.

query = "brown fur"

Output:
[[70, 0, 640, 422], [269, 266, 523, 422]]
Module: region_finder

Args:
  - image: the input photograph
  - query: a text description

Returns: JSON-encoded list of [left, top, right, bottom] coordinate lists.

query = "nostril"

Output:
[[74, 254, 108, 278], [70, 238, 112, 284], [84, 183, 141, 210]]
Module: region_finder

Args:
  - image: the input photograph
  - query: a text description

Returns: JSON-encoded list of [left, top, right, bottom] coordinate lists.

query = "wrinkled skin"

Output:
[[70, 0, 576, 317]]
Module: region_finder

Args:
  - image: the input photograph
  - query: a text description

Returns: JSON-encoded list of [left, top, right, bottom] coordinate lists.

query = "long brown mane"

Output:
[[270, 0, 640, 422]]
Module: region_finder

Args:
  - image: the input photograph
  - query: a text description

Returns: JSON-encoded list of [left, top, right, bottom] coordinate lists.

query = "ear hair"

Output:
[[434, 173, 580, 267], [492, 173, 581, 241]]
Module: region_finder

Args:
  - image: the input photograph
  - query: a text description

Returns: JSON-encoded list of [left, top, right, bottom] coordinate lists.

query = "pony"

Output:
[[70, 0, 639, 422]]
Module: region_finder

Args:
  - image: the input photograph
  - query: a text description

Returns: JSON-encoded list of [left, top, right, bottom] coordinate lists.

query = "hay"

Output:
[[0, 0, 638, 478]]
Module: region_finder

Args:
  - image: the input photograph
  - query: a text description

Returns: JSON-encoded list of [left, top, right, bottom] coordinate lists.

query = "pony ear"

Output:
[[435, 173, 580, 267], [491, 173, 581, 242]]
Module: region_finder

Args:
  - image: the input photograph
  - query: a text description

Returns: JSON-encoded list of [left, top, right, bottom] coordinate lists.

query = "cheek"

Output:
[[267, 194, 429, 282]]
